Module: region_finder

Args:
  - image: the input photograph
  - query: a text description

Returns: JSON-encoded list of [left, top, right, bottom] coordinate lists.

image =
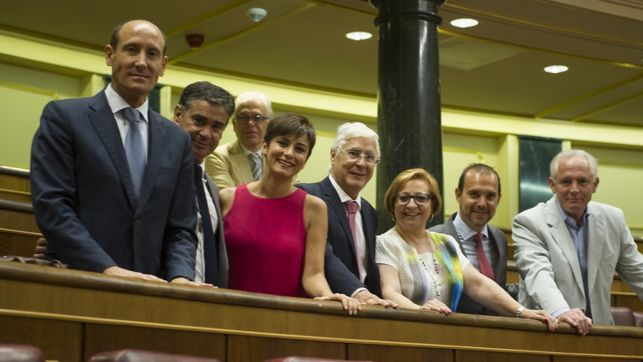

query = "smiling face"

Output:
[[105, 20, 167, 107], [233, 101, 269, 152], [174, 100, 230, 163], [548, 155, 599, 223], [456, 170, 501, 233], [262, 134, 310, 179], [393, 179, 433, 232], [329, 137, 377, 199]]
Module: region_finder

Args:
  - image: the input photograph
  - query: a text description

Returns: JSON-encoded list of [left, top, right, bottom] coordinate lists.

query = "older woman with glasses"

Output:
[[220, 113, 360, 314], [376, 168, 557, 331]]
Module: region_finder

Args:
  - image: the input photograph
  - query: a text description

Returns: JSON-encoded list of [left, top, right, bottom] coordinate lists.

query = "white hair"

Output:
[[550, 149, 598, 180], [235, 91, 273, 116], [331, 122, 380, 156]]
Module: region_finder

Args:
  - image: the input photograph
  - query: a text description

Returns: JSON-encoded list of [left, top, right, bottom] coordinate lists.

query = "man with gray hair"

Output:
[[205, 90, 272, 188], [513, 149, 643, 334], [299, 122, 396, 307]]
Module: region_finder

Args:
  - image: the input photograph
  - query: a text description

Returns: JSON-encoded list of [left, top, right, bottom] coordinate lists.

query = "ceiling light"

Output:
[[450, 18, 479, 28], [346, 31, 372, 41], [544, 65, 569, 74]]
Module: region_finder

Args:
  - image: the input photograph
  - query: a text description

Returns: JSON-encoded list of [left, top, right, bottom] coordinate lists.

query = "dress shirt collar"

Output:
[[555, 198, 591, 229], [453, 212, 488, 241], [105, 83, 149, 123], [328, 174, 362, 208]]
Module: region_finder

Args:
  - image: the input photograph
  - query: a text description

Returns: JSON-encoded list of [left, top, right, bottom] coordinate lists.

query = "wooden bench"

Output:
[[0, 166, 30, 203]]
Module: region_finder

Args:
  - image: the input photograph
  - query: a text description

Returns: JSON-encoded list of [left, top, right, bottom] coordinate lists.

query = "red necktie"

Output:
[[475, 232, 495, 280], [345, 201, 363, 281]]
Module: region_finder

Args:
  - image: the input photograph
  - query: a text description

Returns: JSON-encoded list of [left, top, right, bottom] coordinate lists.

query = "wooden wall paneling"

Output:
[[456, 350, 550, 362], [227, 335, 345, 361], [0, 315, 83, 362], [348, 343, 453, 361], [84, 324, 226, 361]]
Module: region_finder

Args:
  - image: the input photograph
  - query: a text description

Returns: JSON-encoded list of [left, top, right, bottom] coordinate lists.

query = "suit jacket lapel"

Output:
[[137, 112, 166, 209], [586, 204, 605, 295], [545, 198, 584, 291], [321, 177, 356, 253], [230, 140, 253, 183], [205, 174, 229, 287], [88, 93, 137, 209]]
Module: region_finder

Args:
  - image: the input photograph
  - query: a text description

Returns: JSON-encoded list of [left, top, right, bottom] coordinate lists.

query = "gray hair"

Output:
[[550, 149, 598, 180], [331, 122, 380, 156], [235, 90, 273, 116]]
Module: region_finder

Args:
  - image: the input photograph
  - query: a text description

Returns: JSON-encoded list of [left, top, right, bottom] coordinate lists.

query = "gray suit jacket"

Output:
[[204, 140, 253, 189], [429, 213, 508, 315], [513, 196, 643, 324], [204, 174, 228, 287]]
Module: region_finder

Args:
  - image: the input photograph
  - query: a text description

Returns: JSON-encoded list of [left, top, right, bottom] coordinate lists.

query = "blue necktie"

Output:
[[194, 166, 218, 284], [123, 108, 146, 197]]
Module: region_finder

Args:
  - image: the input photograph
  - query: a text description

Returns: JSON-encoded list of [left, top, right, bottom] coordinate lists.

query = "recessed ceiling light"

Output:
[[346, 31, 372, 41], [544, 65, 569, 74], [450, 18, 479, 28]]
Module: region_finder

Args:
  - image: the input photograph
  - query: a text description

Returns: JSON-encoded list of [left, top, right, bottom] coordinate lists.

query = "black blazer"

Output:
[[204, 174, 228, 287], [298, 177, 381, 297], [429, 213, 508, 315], [31, 91, 198, 280]]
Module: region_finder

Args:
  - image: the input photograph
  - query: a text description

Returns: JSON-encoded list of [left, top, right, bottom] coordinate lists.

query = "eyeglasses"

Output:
[[340, 147, 380, 165], [236, 113, 269, 123], [396, 192, 431, 205]]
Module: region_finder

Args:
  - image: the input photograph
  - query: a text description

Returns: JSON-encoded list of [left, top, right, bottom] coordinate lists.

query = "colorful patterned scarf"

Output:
[[430, 232, 464, 311]]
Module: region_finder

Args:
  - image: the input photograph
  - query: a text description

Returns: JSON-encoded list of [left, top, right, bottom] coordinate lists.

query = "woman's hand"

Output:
[[420, 299, 452, 315], [316, 293, 361, 315], [520, 308, 559, 332]]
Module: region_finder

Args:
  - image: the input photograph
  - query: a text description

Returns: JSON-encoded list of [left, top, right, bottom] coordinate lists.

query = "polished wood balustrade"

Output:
[[0, 262, 642, 362]]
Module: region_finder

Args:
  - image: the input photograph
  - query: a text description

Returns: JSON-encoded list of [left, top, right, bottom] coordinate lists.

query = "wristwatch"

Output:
[[516, 306, 526, 318]]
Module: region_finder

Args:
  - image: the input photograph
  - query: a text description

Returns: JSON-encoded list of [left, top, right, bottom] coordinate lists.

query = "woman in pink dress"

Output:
[[220, 113, 360, 314]]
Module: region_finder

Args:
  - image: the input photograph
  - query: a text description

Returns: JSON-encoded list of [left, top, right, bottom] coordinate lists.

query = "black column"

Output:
[[371, 0, 445, 232]]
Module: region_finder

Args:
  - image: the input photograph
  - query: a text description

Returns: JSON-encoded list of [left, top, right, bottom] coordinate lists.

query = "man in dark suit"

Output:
[[430, 163, 510, 315], [172, 81, 234, 286], [299, 122, 395, 307], [31, 20, 197, 283]]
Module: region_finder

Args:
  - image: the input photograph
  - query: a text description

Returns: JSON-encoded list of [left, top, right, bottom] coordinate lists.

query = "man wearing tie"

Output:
[[31, 20, 197, 284], [299, 122, 395, 308], [172, 81, 233, 286], [429, 163, 510, 315], [205, 91, 272, 188], [513, 149, 643, 334]]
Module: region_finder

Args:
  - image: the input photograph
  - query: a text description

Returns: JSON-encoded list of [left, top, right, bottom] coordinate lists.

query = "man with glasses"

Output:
[[513, 149, 643, 334], [299, 122, 396, 308], [205, 90, 272, 188], [430, 163, 512, 315]]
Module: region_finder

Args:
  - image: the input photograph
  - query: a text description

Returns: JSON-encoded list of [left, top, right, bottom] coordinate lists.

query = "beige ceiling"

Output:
[[2, 0, 642, 126]]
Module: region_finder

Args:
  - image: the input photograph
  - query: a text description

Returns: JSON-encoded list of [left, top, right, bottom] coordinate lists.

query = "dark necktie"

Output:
[[194, 166, 218, 284], [474, 232, 495, 280], [123, 108, 146, 197], [345, 200, 363, 280]]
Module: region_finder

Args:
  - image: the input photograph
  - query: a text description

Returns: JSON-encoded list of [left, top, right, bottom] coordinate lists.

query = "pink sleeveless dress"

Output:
[[224, 184, 308, 297]]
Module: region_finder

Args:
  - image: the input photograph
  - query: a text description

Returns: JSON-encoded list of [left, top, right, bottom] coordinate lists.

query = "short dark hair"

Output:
[[264, 113, 316, 160], [178, 81, 235, 117], [110, 20, 168, 55], [457, 163, 501, 195]]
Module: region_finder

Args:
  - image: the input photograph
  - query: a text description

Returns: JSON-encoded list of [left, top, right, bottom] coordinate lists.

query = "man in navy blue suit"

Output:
[[31, 20, 198, 284], [299, 122, 395, 307]]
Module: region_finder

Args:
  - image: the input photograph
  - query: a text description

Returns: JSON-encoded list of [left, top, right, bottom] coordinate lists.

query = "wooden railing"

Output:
[[1, 261, 641, 362]]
